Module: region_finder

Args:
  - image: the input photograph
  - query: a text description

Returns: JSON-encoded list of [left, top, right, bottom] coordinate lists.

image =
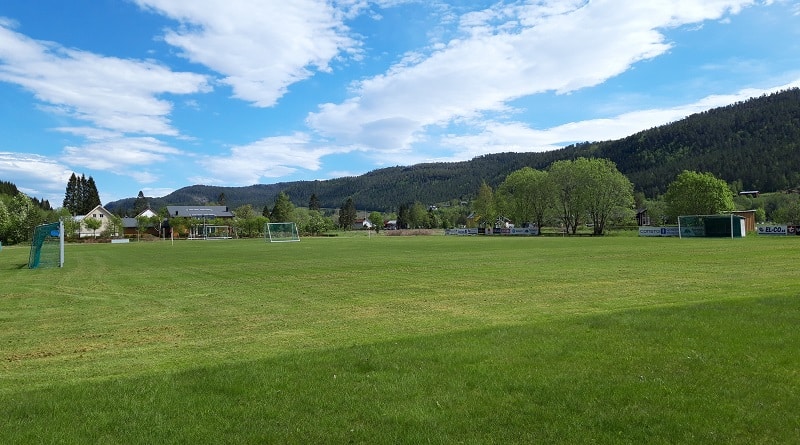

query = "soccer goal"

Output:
[[29, 220, 64, 269], [265, 222, 300, 243]]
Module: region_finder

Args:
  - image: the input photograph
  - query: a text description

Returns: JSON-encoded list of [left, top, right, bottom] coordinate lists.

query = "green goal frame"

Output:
[[29, 220, 64, 269]]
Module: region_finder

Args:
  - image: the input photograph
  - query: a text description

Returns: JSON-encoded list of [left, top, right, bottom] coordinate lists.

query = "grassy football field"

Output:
[[1, 234, 799, 443]]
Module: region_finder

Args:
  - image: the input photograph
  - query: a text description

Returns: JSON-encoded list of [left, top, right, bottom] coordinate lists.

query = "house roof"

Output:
[[166, 206, 233, 218], [137, 208, 157, 218], [74, 204, 113, 220]]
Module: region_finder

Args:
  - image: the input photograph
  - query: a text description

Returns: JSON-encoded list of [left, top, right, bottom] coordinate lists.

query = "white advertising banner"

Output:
[[638, 227, 679, 237], [757, 225, 788, 235], [509, 227, 540, 236]]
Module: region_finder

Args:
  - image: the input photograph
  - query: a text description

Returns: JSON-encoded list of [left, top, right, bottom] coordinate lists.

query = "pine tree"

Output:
[[85, 176, 101, 211], [309, 193, 320, 211], [397, 203, 410, 229], [63, 173, 79, 214], [133, 191, 148, 216], [78, 174, 89, 214], [65, 174, 101, 214], [339, 197, 357, 230]]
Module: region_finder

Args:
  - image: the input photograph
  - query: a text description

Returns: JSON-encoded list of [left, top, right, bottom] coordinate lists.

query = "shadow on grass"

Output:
[[3, 295, 799, 444]]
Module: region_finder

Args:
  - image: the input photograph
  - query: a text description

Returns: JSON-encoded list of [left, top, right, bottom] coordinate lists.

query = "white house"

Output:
[[352, 218, 373, 230], [75, 205, 117, 238]]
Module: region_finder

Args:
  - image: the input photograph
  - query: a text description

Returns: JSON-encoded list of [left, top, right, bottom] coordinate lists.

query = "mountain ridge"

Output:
[[105, 88, 800, 214]]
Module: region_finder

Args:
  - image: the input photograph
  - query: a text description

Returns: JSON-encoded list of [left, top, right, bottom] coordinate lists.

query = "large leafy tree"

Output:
[[549, 158, 634, 235], [549, 159, 590, 234], [106, 214, 124, 238], [2, 193, 42, 244], [233, 204, 259, 237], [772, 196, 800, 224], [0, 199, 8, 243], [582, 158, 634, 235], [83, 217, 102, 239], [408, 202, 428, 229], [496, 167, 553, 230], [270, 192, 295, 223], [304, 210, 332, 235], [472, 181, 496, 228], [368, 211, 384, 232], [664, 170, 734, 221]]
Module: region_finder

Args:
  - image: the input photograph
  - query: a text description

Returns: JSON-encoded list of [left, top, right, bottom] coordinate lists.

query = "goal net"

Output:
[[265, 222, 300, 243], [677, 215, 706, 238], [29, 220, 64, 269]]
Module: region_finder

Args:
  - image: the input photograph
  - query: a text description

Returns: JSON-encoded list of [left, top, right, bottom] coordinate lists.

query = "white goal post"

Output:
[[265, 222, 300, 243]]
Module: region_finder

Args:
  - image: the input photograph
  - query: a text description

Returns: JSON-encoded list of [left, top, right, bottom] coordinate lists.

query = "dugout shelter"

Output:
[[678, 214, 746, 238]]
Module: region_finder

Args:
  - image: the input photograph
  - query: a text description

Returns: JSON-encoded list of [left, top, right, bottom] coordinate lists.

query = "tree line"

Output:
[[4, 161, 800, 245]]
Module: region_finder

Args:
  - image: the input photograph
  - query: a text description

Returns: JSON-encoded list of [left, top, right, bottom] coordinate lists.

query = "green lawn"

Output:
[[1, 234, 799, 444]]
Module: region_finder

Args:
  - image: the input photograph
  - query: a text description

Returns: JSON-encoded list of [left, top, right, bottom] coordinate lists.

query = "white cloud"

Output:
[[58, 129, 183, 182], [0, 152, 73, 203], [440, 80, 800, 160], [0, 23, 210, 136], [196, 132, 349, 185], [135, 0, 360, 107], [307, 0, 758, 153]]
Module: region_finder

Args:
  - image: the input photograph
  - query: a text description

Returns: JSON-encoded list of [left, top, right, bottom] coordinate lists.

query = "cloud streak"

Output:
[[135, 0, 360, 107], [0, 23, 209, 135], [307, 1, 759, 155]]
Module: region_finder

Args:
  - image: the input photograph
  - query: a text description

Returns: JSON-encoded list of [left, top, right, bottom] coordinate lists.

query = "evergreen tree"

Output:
[[0, 180, 19, 196], [397, 203, 410, 229], [339, 197, 357, 230], [85, 176, 101, 212], [133, 191, 148, 216], [78, 174, 90, 214], [270, 192, 295, 223], [309, 193, 321, 211], [63, 173, 79, 214], [63, 173, 101, 214]]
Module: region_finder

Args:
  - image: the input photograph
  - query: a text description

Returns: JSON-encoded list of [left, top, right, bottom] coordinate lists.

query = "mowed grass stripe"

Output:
[[1, 235, 799, 443]]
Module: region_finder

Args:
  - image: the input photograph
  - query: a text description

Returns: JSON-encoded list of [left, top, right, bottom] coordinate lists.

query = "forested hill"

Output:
[[566, 87, 800, 197], [106, 88, 800, 214]]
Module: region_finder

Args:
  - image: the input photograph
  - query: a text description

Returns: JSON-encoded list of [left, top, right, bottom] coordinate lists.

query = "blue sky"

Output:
[[1, 0, 799, 206]]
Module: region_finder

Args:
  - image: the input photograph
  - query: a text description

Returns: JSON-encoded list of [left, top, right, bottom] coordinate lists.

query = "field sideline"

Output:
[[1, 234, 799, 443]]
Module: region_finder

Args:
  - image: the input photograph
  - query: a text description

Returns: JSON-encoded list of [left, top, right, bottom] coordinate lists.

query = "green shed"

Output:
[[678, 214, 746, 238]]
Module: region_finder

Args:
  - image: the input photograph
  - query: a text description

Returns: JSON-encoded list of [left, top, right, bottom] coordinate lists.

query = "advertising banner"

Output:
[[445, 228, 479, 235], [757, 225, 788, 235], [638, 227, 679, 237]]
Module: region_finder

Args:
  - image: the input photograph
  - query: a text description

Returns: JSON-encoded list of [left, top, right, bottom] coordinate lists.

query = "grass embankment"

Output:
[[1, 235, 798, 443]]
